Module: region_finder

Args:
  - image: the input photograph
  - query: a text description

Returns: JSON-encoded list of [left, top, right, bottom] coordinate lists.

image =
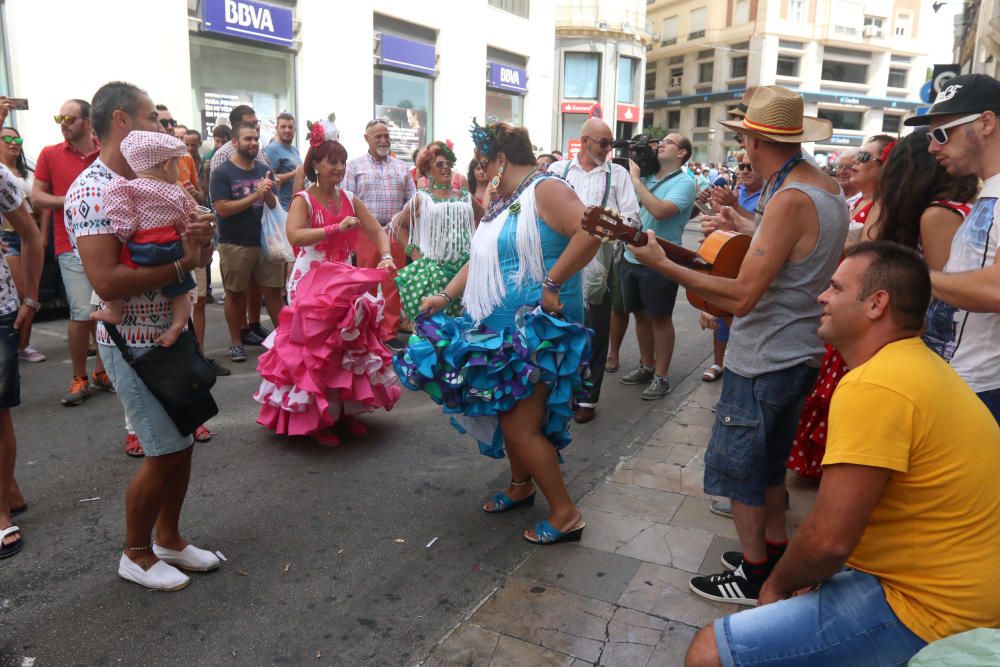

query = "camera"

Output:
[[611, 134, 660, 178]]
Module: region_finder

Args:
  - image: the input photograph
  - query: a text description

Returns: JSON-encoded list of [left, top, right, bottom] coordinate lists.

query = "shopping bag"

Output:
[[261, 203, 295, 263]]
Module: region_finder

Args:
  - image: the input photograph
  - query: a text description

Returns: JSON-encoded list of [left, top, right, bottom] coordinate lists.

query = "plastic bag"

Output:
[[910, 628, 1000, 666], [261, 203, 294, 263]]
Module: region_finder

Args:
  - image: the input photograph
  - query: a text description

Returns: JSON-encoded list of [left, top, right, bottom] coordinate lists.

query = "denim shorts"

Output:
[[2, 230, 21, 257], [0, 312, 20, 409], [715, 569, 926, 666], [58, 252, 97, 321], [704, 364, 817, 505], [99, 343, 193, 457]]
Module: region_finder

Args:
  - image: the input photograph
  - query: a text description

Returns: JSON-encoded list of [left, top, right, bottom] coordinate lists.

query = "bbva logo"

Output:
[[225, 0, 275, 33], [500, 68, 522, 86]]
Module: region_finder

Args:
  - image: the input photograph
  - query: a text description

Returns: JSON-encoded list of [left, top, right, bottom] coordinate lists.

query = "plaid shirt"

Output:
[[343, 152, 415, 227]]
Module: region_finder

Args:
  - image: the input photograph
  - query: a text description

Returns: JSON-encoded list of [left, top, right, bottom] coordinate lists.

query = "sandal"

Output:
[[10, 504, 26, 518], [483, 490, 536, 513], [193, 425, 212, 442], [0, 525, 23, 559], [523, 518, 586, 545], [702, 364, 723, 382], [605, 358, 620, 374], [125, 433, 145, 458]]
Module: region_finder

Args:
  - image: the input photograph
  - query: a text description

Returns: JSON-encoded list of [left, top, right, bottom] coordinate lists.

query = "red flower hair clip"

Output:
[[309, 123, 326, 148]]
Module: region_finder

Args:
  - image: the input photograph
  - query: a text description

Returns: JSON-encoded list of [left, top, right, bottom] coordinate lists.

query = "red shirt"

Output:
[[35, 140, 100, 255]]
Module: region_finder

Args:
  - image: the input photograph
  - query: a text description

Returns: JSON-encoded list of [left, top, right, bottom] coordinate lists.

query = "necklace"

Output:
[[430, 181, 451, 191], [753, 153, 804, 220], [483, 170, 541, 222]]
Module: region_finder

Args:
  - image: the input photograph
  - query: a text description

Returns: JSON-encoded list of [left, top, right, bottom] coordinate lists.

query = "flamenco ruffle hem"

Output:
[[254, 262, 401, 437], [393, 306, 591, 459]]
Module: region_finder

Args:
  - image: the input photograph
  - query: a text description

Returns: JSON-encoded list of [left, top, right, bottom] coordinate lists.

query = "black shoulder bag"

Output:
[[105, 322, 219, 436]]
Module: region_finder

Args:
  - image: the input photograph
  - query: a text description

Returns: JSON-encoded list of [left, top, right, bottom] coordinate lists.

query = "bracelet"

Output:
[[436, 292, 454, 304], [380, 252, 393, 261], [323, 223, 339, 237], [542, 276, 562, 294], [405, 243, 419, 257], [172, 259, 186, 284], [21, 297, 40, 311]]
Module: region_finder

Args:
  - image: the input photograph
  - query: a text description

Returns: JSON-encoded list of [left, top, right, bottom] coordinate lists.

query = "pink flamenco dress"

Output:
[[254, 189, 401, 445]]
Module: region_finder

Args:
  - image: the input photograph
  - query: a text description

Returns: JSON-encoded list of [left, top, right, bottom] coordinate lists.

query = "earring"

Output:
[[489, 164, 504, 189]]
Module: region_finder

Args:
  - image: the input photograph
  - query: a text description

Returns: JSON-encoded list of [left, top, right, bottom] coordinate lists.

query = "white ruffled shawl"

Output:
[[403, 191, 475, 263]]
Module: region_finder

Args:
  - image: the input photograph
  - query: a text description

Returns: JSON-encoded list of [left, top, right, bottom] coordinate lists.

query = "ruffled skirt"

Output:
[[254, 261, 401, 438], [395, 256, 466, 321], [393, 306, 591, 458]]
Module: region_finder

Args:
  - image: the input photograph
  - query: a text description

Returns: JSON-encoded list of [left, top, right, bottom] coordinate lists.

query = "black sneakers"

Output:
[[721, 551, 743, 571], [689, 563, 761, 607]]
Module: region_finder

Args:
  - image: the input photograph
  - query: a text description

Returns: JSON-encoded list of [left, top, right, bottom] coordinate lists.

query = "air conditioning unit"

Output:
[[862, 25, 881, 38]]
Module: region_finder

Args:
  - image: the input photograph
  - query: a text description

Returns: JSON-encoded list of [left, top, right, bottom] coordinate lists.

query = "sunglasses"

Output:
[[53, 115, 78, 124], [927, 113, 983, 145], [433, 160, 454, 169], [478, 159, 490, 170], [366, 118, 388, 129], [160, 118, 178, 128], [583, 135, 613, 150], [737, 162, 752, 171], [855, 151, 882, 164], [1, 136, 23, 145]]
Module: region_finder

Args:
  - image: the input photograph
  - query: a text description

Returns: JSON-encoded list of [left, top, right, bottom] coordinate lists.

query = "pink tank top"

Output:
[[297, 189, 358, 262]]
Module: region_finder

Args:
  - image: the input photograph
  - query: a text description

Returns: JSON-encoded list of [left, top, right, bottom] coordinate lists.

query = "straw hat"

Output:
[[719, 86, 831, 143]]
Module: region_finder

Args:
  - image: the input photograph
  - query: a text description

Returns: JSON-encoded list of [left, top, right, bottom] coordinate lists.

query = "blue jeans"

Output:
[[715, 569, 926, 666], [977, 387, 1000, 425]]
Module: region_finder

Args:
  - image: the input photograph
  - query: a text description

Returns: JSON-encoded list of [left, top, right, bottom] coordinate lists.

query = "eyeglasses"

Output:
[[855, 151, 882, 164], [583, 135, 613, 150], [160, 118, 178, 129], [1, 136, 23, 145], [433, 160, 454, 169], [366, 118, 388, 129], [53, 115, 78, 124], [737, 163, 752, 171], [660, 138, 679, 149], [927, 113, 983, 145]]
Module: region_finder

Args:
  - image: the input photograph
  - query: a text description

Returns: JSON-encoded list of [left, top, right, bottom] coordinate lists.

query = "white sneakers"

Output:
[[118, 544, 221, 591]]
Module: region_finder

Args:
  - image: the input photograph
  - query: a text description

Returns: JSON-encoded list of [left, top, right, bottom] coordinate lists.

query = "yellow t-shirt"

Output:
[[824, 337, 1000, 642]]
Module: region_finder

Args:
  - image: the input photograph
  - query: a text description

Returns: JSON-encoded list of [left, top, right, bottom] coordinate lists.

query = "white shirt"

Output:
[[549, 158, 640, 225]]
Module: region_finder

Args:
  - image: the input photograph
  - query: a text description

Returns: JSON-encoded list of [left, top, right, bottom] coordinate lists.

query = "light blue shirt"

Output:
[[625, 170, 698, 264], [263, 141, 302, 210]]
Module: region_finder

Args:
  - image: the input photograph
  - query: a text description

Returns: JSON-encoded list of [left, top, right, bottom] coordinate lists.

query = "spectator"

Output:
[[618, 132, 697, 400], [696, 168, 711, 191], [209, 122, 283, 363], [156, 105, 202, 204], [343, 119, 415, 350], [834, 149, 860, 205], [32, 98, 113, 406], [548, 118, 640, 424], [535, 153, 555, 173], [68, 81, 218, 590], [466, 157, 491, 206], [550, 149, 564, 161], [0, 163, 44, 560], [0, 122, 46, 363], [263, 112, 302, 211], [914, 74, 1000, 423], [183, 129, 203, 175], [686, 242, 1000, 666]]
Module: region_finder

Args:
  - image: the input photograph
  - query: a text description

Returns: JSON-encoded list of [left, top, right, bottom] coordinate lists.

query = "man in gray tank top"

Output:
[[630, 87, 849, 611]]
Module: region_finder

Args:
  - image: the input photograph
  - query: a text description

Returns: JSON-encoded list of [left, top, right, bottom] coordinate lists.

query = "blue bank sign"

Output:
[[202, 0, 294, 48], [488, 64, 528, 94]]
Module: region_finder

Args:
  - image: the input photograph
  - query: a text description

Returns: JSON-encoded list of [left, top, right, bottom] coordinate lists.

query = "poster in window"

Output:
[[374, 105, 426, 162]]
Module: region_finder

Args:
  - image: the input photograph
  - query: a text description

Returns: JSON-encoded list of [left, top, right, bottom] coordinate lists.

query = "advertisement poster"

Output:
[[374, 104, 426, 162], [202, 91, 240, 136]]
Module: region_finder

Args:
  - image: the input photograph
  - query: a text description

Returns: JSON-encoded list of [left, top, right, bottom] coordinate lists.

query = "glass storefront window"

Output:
[[564, 53, 600, 99], [374, 68, 433, 163], [486, 90, 523, 126], [561, 113, 587, 154], [189, 35, 294, 142], [617, 57, 636, 103]]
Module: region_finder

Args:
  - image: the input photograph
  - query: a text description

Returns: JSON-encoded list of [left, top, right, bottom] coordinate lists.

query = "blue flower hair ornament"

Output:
[[470, 118, 499, 159]]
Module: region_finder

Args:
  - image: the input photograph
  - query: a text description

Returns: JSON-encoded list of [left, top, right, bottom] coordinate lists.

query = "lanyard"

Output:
[[562, 161, 613, 208], [754, 153, 804, 221]]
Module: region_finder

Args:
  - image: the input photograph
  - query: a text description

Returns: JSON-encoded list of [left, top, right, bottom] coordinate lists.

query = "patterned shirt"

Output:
[[65, 158, 177, 347], [343, 152, 415, 227], [0, 165, 24, 316]]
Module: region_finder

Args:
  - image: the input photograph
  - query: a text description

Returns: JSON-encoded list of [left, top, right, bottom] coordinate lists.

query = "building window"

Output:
[[731, 56, 748, 78], [645, 68, 656, 96], [643, 112, 654, 129], [779, 39, 805, 49], [661, 16, 678, 46], [817, 108, 863, 131], [895, 13, 910, 37], [668, 110, 681, 128], [890, 54, 912, 63], [564, 53, 600, 99], [695, 107, 711, 127], [488, 0, 529, 19], [777, 55, 800, 77], [698, 61, 714, 83], [486, 90, 523, 126], [882, 114, 902, 134], [374, 68, 433, 159], [669, 67, 684, 88], [887, 68, 907, 89], [863, 15, 885, 37], [822, 60, 868, 84], [618, 57, 637, 103], [689, 6, 707, 39], [733, 0, 750, 24], [788, 0, 806, 22]]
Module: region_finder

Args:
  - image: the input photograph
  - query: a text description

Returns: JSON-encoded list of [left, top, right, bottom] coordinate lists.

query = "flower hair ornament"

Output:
[[880, 140, 897, 163], [438, 140, 457, 165], [470, 118, 499, 159], [306, 113, 340, 148]]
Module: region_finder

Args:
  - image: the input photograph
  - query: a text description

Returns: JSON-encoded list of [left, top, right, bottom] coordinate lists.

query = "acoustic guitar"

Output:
[[580, 206, 751, 317]]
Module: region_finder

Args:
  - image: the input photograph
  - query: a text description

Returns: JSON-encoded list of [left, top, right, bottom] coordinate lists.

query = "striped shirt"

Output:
[[343, 152, 416, 227]]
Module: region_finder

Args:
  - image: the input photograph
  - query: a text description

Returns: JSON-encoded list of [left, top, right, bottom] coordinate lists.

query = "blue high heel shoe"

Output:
[[483, 478, 536, 513], [523, 518, 586, 545]]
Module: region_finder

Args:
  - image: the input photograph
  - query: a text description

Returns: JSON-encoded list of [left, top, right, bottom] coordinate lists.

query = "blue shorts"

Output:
[[715, 569, 926, 667], [976, 387, 1000, 425], [704, 364, 816, 505], [2, 230, 21, 257], [58, 252, 96, 321], [0, 312, 20, 409], [99, 343, 193, 457]]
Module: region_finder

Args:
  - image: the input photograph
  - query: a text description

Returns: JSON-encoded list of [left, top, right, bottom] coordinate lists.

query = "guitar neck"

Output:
[[631, 230, 709, 269]]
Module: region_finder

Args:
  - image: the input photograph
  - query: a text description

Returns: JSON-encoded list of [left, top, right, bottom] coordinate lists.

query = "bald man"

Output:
[[549, 119, 640, 423]]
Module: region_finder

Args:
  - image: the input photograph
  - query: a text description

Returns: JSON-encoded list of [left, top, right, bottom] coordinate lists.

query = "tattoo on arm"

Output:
[[752, 248, 766, 257]]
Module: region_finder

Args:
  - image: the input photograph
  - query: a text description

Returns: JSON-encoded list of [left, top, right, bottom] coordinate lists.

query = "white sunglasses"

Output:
[[927, 113, 983, 145]]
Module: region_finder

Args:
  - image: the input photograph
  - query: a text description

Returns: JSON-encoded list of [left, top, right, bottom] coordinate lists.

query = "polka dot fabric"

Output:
[[120, 131, 188, 173], [787, 344, 847, 480], [104, 177, 195, 244]]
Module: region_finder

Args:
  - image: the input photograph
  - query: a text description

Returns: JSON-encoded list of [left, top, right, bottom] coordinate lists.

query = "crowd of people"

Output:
[[2, 72, 1000, 664]]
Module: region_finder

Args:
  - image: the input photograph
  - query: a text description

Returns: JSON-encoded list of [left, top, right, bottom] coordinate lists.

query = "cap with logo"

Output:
[[904, 73, 1000, 126]]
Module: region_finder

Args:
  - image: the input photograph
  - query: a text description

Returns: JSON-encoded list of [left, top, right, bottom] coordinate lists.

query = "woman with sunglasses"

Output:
[[395, 120, 600, 545], [0, 128, 45, 363], [392, 141, 483, 322], [847, 134, 895, 234]]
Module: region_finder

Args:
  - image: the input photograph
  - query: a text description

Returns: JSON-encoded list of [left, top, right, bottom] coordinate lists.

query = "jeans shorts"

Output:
[[0, 312, 20, 409], [620, 260, 680, 317], [99, 343, 193, 457], [704, 364, 817, 505], [715, 569, 926, 667], [2, 230, 21, 257], [58, 252, 97, 321]]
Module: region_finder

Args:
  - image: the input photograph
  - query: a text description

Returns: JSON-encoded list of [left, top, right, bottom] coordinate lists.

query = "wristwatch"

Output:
[[21, 297, 40, 311]]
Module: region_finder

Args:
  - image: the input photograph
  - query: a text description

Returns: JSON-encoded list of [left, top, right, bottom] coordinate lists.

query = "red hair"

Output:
[[304, 140, 348, 181]]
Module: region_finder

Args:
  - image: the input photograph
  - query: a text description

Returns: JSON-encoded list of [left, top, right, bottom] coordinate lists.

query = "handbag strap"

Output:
[[104, 319, 198, 366]]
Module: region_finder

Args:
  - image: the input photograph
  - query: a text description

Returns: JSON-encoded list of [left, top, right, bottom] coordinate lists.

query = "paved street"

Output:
[[0, 227, 733, 666]]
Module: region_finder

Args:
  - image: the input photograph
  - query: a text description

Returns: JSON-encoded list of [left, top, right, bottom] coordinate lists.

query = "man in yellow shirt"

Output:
[[686, 241, 1000, 667]]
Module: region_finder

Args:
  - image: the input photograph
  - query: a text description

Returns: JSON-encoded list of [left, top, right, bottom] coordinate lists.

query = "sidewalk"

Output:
[[421, 375, 819, 666]]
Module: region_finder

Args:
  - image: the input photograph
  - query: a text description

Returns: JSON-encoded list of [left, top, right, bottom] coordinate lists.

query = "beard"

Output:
[[375, 146, 390, 158]]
